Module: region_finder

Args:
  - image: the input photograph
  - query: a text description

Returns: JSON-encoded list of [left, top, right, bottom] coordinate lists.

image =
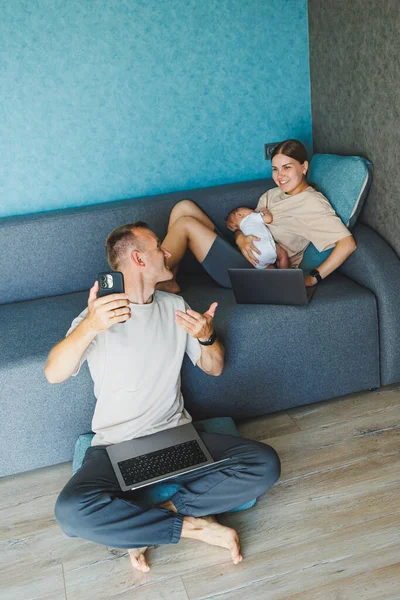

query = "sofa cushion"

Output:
[[179, 271, 380, 420], [300, 154, 373, 272], [72, 417, 256, 513]]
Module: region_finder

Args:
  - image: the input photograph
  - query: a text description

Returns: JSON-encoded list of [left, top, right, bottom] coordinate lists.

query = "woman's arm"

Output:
[[235, 231, 261, 267], [304, 235, 357, 287]]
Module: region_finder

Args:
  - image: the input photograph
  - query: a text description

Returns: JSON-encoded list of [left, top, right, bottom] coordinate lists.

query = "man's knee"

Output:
[[54, 484, 91, 538], [253, 443, 281, 493]]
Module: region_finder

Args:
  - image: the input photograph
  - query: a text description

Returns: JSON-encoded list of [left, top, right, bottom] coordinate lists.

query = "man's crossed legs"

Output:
[[55, 431, 281, 570]]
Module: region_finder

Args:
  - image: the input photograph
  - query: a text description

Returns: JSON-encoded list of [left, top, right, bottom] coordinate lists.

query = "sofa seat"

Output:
[[0, 270, 380, 476], [179, 271, 380, 419]]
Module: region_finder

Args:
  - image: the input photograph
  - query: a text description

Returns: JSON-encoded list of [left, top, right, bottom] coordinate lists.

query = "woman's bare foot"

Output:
[[182, 515, 243, 564], [128, 547, 150, 572]]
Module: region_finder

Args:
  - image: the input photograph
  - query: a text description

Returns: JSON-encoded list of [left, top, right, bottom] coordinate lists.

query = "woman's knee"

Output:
[[170, 215, 200, 235], [170, 199, 198, 220]]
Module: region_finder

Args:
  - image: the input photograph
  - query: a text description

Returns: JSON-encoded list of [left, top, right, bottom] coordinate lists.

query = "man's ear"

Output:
[[131, 249, 146, 267], [303, 160, 309, 176]]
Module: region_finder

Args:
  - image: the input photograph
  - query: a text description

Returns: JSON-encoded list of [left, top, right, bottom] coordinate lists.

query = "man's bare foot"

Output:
[[158, 499, 178, 512], [156, 279, 181, 294], [182, 515, 243, 564], [128, 547, 150, 572]]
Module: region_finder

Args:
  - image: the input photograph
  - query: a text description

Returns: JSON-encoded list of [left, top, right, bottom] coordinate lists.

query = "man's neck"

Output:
[[124, 274, 155, 305]]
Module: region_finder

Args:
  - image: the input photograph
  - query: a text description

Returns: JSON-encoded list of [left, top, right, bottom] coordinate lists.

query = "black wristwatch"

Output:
[[198, 331, 217, 346], [310, 268, 323, 284]]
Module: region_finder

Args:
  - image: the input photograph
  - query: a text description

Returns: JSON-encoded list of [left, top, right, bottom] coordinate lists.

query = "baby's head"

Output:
[[225, 207, 254, 231]]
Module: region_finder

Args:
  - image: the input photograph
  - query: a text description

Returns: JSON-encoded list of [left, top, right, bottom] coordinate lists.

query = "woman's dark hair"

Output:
[[271, 139, 318, 190]]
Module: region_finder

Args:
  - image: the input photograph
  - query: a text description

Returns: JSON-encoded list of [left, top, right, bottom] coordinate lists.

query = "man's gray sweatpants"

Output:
[[55, 431, 281, 549]]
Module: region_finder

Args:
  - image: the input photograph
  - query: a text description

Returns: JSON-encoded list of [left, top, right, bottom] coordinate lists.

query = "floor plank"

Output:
[[288, 562, 400, 600], [287, 383, 400, 431], [182, 515, 400, 599], [1, 387, 399, 600], [236, 412, 300, 441], [0, 560, 66, 600]]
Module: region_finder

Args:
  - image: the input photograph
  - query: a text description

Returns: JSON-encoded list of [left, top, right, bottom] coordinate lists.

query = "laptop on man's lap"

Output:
[[107, 423, 230, 492]]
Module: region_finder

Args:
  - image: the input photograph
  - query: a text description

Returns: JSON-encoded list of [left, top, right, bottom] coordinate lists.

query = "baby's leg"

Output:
[[275, 243, 289, 269]]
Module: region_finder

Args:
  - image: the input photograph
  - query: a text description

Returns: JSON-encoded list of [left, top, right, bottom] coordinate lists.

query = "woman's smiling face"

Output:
[[271, 153, 309, 196]]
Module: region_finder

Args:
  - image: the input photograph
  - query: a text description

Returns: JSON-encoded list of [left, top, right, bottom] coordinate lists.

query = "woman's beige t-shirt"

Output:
[[257, 186, 351, 267]]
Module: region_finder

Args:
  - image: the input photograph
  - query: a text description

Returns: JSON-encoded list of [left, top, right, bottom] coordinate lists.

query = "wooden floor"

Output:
[[1, 384, 400, 600]]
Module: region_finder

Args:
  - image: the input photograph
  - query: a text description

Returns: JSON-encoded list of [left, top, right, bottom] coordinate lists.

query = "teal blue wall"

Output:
[[1, 0, 311, 217]]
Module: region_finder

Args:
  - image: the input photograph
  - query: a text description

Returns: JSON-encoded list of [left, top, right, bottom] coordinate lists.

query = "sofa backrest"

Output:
[[1, 179, 274, 304]]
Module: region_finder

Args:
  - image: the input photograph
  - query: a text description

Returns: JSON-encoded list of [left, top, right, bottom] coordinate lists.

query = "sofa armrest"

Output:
[[339, 222, 400, 385]]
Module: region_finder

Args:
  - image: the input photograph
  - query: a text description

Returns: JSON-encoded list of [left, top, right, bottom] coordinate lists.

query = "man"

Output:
[[45, 221, 280, 572]]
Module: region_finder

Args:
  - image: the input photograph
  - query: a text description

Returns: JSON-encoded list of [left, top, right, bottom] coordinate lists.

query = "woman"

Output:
[[160, 139, 356, 291]]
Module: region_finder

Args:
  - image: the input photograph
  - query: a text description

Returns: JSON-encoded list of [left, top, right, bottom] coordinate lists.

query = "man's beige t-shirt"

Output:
[[257, 186, 351, 267], [66, 291, 201, 447]]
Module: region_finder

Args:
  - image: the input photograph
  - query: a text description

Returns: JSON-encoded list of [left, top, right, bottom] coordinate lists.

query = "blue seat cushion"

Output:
[[300, 154, 373, 272], [73, 417, 256, 513]]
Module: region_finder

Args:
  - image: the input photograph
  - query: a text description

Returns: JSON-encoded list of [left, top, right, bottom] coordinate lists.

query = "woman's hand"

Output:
[[303, 236, 357, 287], [304, 275, 317, 287], [235, 232, 261, 267]]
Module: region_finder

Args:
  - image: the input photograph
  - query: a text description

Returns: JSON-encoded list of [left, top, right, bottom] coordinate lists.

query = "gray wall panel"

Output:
[[308, 0, 400, 256]]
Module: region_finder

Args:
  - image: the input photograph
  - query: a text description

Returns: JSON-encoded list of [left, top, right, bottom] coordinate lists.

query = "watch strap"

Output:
[[310, 268, 322, 283], [198, 331, 217, 346]]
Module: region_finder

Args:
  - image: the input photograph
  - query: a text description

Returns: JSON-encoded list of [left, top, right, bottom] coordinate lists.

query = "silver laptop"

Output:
[[228, 268, 316, 305], [106, 423, 231, 492]]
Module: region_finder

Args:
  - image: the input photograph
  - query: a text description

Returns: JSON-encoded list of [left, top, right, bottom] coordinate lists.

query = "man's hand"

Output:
[[175, 302, 218, 341], [236, 232, 261, 267], [85, 281, 131, 333]]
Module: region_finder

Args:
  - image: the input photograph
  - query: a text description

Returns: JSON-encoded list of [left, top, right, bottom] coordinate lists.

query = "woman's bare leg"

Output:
[[157, 214, 217, 293], [163, 216, 217, 268], [168, 199, 215, 231]]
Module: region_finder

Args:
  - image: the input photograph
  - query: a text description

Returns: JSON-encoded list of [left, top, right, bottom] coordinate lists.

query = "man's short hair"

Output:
[[105, 221, 149, 270]]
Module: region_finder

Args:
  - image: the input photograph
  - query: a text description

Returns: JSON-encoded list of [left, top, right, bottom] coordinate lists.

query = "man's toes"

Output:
[[129, 551, 150, 572], [231, 540, 243, 564]]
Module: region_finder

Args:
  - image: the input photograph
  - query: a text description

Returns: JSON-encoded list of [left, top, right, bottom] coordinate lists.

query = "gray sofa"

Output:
[[1, 173, 400, 477]]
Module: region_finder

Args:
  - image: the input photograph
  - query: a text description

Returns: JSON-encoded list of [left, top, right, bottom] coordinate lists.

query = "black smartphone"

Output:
[[97, 271, 125, 297]]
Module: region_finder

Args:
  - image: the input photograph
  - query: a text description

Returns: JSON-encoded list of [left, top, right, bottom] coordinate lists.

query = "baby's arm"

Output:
[[258, 209, 273, 224]]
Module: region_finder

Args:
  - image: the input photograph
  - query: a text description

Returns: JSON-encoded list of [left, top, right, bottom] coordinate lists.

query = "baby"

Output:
[[225, 207, 289, 269]]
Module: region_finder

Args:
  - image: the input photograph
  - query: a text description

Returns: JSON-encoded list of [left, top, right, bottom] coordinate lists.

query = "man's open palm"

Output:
[[175, 302, 218, 339]]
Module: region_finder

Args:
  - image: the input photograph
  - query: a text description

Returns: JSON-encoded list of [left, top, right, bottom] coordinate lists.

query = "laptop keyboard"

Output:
[[118, 440, 209, 486]]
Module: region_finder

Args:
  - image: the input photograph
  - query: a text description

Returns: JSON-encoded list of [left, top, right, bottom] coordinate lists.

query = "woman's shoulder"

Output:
[[267, 186, 282, 199], [258, 186, 281, 207], [302, 186, 332, 205]]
